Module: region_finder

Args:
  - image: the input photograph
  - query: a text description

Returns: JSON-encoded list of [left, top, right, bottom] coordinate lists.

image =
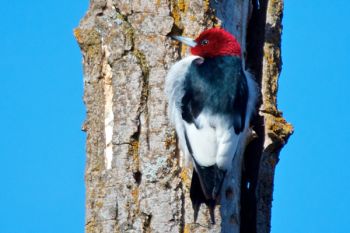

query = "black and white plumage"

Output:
[[165, 28, 258, 224]]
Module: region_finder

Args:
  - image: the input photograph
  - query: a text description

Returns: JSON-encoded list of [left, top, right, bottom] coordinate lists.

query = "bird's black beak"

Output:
[[171, 36, 197, 47]]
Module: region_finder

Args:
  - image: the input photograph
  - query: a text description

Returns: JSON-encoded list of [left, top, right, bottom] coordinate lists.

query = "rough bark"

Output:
[[75, 0, 293, 232]]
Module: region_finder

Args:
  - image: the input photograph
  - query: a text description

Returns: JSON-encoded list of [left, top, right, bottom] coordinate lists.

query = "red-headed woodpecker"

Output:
[[165, 28, 258, 224]]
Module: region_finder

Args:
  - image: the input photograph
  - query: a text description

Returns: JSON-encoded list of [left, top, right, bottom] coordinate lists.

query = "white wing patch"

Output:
[[165, 56, 201, 162], [184, 114, 218, 167], [184, 112, 240, 169]]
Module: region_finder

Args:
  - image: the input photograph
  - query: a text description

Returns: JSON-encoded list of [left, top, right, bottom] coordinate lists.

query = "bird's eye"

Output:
[[201, 39, 209, 46]]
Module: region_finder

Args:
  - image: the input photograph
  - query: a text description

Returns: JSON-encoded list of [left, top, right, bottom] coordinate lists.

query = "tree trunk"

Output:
[[74, 0, 293, 232]]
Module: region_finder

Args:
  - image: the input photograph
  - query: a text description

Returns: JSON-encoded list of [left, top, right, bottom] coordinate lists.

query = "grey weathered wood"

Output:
[[75, 0, 292, 232]]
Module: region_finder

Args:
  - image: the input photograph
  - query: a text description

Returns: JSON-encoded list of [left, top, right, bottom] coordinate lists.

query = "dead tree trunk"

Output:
[[74, 0, 293, 232]]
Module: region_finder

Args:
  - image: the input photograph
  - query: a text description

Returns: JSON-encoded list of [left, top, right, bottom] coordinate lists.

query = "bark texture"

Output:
[[75, 0, 293, 232]]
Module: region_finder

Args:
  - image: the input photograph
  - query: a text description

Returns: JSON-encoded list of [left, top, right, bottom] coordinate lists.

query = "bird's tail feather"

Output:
[[190, 162, 226, 224]]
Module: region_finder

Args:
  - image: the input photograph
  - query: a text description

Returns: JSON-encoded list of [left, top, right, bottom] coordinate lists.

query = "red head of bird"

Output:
[[172, 28, 241, 58]]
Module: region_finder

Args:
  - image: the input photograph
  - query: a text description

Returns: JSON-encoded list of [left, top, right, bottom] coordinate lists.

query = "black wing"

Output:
[[232, 68, 248, 134]]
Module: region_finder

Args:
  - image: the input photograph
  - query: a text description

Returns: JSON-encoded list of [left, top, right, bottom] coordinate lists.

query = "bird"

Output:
[[165, 28, 258, 224]]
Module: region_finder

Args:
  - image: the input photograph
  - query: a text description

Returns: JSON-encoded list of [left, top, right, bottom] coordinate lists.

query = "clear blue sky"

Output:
[[273, 1, 350, 233], [0, 1, 349, 233], [0, 1, 87, 233]]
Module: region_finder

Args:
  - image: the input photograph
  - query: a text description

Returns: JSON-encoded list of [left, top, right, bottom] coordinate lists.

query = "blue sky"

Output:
[[0, 1, 87, 233], [273, 1, 350, 233], [0, 1, 349, 233]]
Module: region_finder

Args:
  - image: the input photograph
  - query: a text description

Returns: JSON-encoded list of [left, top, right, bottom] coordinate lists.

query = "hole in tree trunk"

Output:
[[133, 171, 142, 185]]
